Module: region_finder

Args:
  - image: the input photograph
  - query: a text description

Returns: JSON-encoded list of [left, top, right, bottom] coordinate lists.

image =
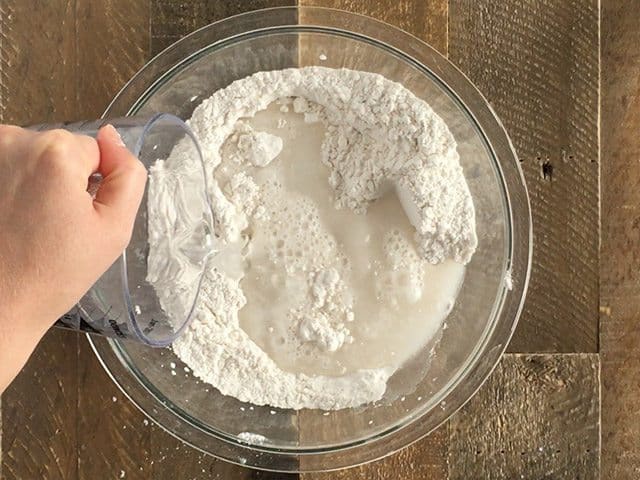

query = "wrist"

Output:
[[0, 302, 50, 393], [0, 289, 52, 341]]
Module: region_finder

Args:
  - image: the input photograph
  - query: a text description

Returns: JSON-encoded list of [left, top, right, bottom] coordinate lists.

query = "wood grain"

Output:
[[149, 428, 239, 480], [1, 0, 6, 470], [449, 354, 600, 479], [149, 426, 297, 480], [77, 341, 152, 480], [0, 0, 78, 125], [2, 331, 78, 480], [600, 0, 640, 477], [151, 0, 297, 55], [0, 1, 80, 478], [449, 0, 600, 353], [302, 426, 448, 480], [300, 0, 447, 55], [75, 0, 150, 119]]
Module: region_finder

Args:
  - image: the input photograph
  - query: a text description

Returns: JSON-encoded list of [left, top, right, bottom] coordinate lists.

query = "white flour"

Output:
[[237, 432, 268, 445], [147, 67, 477, 410]]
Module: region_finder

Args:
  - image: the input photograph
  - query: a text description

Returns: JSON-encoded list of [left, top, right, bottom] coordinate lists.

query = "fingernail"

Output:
[[107, 124, 126, 147]]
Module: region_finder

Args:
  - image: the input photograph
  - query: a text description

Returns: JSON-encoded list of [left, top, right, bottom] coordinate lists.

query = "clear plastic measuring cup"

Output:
[[31, 114, 214, 346]]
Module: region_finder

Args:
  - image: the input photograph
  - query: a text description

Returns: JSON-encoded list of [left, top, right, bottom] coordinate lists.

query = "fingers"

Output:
[[0, 124, 28, 149], [26, 129, 99, 182], [0, 125, 32, 164], [74, 134, 100, 177], [93, 125, 147, 239]]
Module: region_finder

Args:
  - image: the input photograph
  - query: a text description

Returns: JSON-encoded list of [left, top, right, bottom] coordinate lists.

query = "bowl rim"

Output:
[[89, 5, 532, 473]]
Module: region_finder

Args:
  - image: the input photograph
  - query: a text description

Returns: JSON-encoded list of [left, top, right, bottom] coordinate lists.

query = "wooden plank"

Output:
[[1, 331, 78, 480], [600, 0, 640, 477], [449, 0, 599, 353], [0, 1, 79, 479], [75, 0, 151, 119], [73, 2, 153, 479], [151, 0, 298, 55], [70, 1, 296, 478], [0, 0, 78, 124], [297, 2, 450, 478], [149, 426, 298, 480], [149, 428, 238, 480], [449, 354, 600, 479], [77, 341, 152, 480], [302, 426, 448, 480], [148, 2, 298, 478], [0, 0, 4, 470], [300, 0, 447, 55]]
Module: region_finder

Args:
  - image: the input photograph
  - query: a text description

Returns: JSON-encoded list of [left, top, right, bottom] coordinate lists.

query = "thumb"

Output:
[[94, 124, 147, 227]]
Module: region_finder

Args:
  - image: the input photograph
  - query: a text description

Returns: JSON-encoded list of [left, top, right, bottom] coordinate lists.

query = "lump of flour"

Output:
[[147, 67, 477, 410], [225, 122, 283, 167]]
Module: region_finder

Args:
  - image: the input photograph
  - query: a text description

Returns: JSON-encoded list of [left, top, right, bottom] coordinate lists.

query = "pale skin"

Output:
[[0, 124, 147, 393]]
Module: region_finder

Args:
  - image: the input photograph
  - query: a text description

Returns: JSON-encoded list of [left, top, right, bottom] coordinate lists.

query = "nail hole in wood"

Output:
[[542, 160, 553, 181]]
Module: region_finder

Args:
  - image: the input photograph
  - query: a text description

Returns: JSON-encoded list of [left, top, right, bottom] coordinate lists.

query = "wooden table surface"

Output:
[[0, 0, 636, 478]]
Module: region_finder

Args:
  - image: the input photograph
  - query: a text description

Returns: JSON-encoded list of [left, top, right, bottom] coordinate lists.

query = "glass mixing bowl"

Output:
[[88, 6, 532, 472]]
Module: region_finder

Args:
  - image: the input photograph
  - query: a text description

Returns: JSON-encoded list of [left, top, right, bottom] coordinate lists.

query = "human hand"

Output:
[[0, 124, 146, 391]]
